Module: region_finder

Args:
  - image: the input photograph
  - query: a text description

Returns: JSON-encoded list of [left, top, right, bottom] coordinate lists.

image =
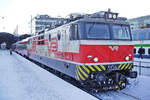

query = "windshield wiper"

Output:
[[88, 23, 95, 34]]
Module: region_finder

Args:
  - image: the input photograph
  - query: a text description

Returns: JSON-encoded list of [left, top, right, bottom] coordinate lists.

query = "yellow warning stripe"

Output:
[[82, 65, 90, 74], [124, 63, 130, 70], [77, 67, 85, 80], [100, 65, 106, 71], [78, 66, 88, 78], [94, 65, 102, 71], [75, 70, 80, 80], [128, 64, 133, 69], [121, 64, 126, 70], [118, 64, 122, 69], [88, 65, 96, 71]]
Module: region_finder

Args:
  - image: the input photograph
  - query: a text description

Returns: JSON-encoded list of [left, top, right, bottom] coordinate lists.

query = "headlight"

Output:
[[108, 14, 113, 19], [113, 14, 117, 19], [93, 57, 99, 62], [125, 56, 130, 61]]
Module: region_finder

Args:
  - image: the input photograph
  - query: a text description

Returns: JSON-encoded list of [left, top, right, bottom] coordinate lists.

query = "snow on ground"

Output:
[[122, 76, 150, 100], [1, 50, 150, 100], [0, 50, 98, 100]]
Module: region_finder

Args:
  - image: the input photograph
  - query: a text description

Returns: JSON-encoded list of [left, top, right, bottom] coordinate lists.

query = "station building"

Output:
[[128, 15, 150, 30], [127, 15, 150, 40], [29, 15, 67, 35]]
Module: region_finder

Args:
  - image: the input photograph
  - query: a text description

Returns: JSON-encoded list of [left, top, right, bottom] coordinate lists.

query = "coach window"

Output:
[[41, 35, 44, 40], [139, 33, 146, 40], [57, 34, 61, 40], [28, 39, 32, 44], [148, 48, 150, 54], [38, 36, 41, 45], [70, 24, 78, 40], [49, 34, 51, 41], [28, 39, 30, 44], [134, 48, 136, 54], [41, 35, 44, 44], [38, 35, 44, 45], [143, 48, 145, 54]]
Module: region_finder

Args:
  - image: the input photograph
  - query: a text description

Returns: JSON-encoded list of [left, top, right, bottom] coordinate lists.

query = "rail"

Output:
[[116, 91, 141, 100]]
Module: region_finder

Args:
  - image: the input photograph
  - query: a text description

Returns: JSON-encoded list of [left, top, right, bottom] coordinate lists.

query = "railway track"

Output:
[[91, 91, 141, 100], [116, 91, 141, 100]]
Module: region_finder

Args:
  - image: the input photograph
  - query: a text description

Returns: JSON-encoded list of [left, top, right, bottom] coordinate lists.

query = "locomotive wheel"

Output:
[[117, 74, 127, 90], [118, 80, 127, 90], [91, 89, 99, 93]]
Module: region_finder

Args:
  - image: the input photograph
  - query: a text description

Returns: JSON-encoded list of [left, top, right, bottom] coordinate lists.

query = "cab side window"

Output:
[[69, 24, 79, 40]]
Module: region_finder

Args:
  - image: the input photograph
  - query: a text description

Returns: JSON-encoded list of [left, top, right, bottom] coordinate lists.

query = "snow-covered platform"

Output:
[[122, 76, 150, 100], [0, 50, 98, 100], [1, 50, 150, 100]]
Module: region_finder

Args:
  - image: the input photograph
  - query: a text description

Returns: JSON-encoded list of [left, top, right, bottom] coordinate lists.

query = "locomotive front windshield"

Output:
[[82, 22, 131, 40], [86, 23, 110, 39], [112, 25, 131, 40]]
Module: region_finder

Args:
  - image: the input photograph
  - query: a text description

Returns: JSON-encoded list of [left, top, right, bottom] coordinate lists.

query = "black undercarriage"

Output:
[[81, 70, 137, 92]]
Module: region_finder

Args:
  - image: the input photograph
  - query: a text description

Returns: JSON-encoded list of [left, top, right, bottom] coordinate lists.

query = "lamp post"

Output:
[[0, 16, 5, 31]]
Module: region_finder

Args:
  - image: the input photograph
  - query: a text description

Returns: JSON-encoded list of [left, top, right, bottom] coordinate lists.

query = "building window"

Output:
[[132, 33, 137, 40], [148, 33, 150, 39], [139, 33, 146, 40]]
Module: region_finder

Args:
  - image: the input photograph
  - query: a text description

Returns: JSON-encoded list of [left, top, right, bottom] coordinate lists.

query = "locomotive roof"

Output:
[[76, 18, 129, 25]]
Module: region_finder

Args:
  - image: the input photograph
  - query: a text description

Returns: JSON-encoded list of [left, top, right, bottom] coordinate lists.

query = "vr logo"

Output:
[[109, 46, 119, 51]]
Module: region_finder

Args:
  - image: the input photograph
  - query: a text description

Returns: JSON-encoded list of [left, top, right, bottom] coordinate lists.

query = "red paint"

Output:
[[27, 38, 133, 63], [79, 45, 133, 63]]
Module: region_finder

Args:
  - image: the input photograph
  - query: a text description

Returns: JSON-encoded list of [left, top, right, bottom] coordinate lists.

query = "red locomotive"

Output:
[[13, 10, 137, 92]]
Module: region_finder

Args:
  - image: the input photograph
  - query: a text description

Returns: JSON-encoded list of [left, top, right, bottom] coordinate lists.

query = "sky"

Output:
[[0, 0, 150, 35]]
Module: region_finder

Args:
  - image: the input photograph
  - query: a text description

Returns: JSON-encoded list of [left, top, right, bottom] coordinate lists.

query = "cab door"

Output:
[[61, 24, 80, 61]]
